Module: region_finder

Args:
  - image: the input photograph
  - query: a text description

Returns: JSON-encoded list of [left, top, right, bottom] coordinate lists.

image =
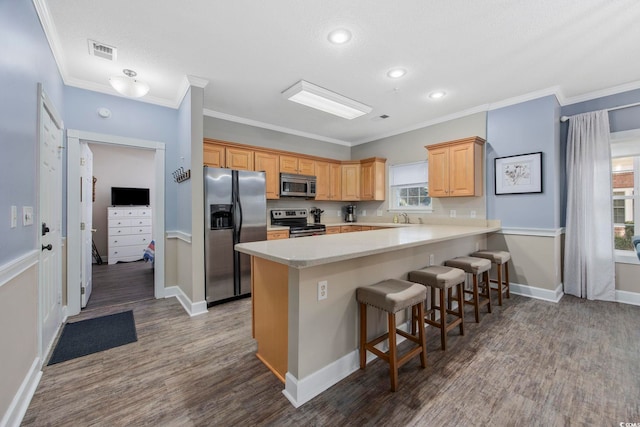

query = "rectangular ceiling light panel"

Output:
[[282, 80, 372, 120]]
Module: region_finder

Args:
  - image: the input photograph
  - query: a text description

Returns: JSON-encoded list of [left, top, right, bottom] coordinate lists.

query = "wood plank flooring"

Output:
[[22, 293, 640, 426], [85, 261, 154, 310]]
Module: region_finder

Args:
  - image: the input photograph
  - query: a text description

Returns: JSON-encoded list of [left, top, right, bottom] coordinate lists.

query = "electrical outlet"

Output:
[[377, 210, 383, 217], [429, 254, 435, 266], [318, 280, 328, 301], [11, 205, 17, 228], [23, 206, 33, 226], [337, 210, 341, 217], [361, 210, 366, 217], [470, 210, 476, 218], [449, 210, 456, 218]]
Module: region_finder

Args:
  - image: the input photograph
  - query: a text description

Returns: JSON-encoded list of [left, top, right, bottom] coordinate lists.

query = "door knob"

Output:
[[42, 244, 52, 251], [42, 222, 50, 236]]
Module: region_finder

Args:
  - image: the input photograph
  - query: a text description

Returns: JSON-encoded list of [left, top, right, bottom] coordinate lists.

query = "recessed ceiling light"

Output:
[[387, 68, 406, 79], [429, 91, 446, 100], [328, 29, 352, 44]]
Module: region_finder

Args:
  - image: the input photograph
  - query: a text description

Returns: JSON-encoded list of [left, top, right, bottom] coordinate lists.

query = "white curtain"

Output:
[[564, 110, 615, 301]]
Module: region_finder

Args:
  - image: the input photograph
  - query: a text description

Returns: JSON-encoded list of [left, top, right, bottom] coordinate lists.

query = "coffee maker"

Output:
[[345, 204, 357, 223]]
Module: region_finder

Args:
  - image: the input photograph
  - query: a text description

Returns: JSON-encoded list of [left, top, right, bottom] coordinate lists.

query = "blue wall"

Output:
[[561, 88, 640, 132], [0, 0, 65, 265], [64, 86, 180, 230], [486, 96, 562, 229]]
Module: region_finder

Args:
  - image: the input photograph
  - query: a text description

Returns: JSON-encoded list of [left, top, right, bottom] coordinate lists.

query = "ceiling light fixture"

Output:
[[328, 29, 352, 44], [109, 69, 150, 98], [429, 91, 446, 100], [387, 68, 406, 79], [282, 80, 372, 120]]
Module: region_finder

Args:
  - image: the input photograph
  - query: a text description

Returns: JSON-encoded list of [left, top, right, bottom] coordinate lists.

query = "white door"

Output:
[[39, 87, 63, 358], [80, 143, 93, 307]]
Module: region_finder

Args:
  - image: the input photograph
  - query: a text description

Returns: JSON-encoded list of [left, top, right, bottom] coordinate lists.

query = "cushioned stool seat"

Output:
[[356, 279, 427, 391], [471, 250, 511, 306], [408, 266, 465, 351], [445, 256, 492, 322]]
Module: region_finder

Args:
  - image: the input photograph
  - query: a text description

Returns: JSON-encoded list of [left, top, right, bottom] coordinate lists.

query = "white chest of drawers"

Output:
[[107, 206, 153, 264]]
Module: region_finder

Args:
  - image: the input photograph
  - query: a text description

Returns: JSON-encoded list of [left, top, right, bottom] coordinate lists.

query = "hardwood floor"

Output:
[[85, 261, 154, 310], [23, 294, 640, 426]]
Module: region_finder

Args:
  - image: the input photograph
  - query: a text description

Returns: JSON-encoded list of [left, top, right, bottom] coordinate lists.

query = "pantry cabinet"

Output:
[[426, 136, 485, 197]]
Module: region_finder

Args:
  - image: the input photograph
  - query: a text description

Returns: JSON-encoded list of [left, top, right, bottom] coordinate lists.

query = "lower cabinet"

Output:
[[108, 207, 152, 264], [325, 226, 341, 235], [267, 229, 289, 240]]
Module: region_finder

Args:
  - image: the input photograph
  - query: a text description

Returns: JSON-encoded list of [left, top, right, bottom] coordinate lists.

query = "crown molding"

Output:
[[486, 86, 563, 111], [186, 75, 209, 88], [202, 108, 353, 147], [32, 0, 68, 82], [561, 80, 640, 106], [64, 76, 179, 108]]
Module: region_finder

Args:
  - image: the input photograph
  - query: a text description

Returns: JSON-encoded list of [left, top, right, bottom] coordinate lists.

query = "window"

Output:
[[610, 127, 640, 264], [389, 161, 431, 211]]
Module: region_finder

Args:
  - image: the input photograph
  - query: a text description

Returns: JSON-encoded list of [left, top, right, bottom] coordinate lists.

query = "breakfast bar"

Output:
[[235, 222, 500, 407]]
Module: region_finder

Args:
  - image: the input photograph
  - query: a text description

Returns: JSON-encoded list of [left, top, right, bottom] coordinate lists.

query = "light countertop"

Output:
[[238, 223, 501, 269]]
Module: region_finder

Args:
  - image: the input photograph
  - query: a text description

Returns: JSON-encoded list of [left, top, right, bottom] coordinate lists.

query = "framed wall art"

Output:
[[494, 152, 542, 195]]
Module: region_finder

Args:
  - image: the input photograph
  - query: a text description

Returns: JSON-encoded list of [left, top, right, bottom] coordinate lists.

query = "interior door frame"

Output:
[[66, 130, 166, 316]]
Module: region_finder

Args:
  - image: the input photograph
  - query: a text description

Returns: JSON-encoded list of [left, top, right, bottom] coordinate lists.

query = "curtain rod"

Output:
[[560, 101, 640, 122]]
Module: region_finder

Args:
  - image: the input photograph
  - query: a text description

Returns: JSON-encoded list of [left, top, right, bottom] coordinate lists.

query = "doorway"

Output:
[[66, 130, 165, 317]]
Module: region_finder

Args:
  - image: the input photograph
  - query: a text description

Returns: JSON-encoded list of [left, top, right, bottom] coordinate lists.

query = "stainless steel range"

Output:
[[270, 209, 326, 238]]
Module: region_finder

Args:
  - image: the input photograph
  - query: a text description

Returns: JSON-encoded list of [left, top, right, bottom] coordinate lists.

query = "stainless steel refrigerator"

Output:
[[204, 167, 267, 305]]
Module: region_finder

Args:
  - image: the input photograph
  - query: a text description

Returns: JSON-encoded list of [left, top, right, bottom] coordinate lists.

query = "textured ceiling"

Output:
[[41, 0, 640, 145]]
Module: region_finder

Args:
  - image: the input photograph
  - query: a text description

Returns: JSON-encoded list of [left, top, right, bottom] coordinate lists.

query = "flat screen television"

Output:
[[111, 187, 150, 206]]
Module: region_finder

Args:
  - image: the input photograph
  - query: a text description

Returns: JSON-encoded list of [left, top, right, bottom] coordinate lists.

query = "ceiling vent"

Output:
[[88, 40, 117, 61], [372, 114, 390, 122]]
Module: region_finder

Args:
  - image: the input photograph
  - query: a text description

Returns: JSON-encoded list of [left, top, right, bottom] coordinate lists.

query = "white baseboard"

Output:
[[1, 358, 42, 427], [283, 320, 414, 408], [510, 282, 564, 303], [163, 285, 208, 317], [616, 290, 640, 306]]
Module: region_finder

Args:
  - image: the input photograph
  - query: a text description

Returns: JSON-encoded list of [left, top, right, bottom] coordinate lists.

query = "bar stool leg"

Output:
[[456, 282, 465, 336], [439, 287, 447, 350], [417, 302, 427, 368], [388, 312, 398, 392], [496, 261, 503, 306], [505, 262, 510, 298], [484, 271, 492, 313], [472, 274, 480, 323], [359, 302, 367, 369]]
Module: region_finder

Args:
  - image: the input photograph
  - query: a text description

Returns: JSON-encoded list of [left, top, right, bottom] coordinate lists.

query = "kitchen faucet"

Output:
[[400, 212, 409, 224]]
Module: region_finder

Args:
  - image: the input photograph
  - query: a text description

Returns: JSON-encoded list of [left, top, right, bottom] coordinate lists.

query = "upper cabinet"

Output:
[[360, 157, 386, 201], [316, 161, 342, 201], [254, 151, 280, 199], [341, 161, 361, 201], [280, 155, 315, 176], [426, 136, 485, 197], [204, 143, 225, 168], [226, 146, 254, 171]]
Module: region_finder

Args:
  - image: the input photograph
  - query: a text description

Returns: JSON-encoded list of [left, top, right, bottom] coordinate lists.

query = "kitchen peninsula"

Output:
[[235, 222, 500, 407]]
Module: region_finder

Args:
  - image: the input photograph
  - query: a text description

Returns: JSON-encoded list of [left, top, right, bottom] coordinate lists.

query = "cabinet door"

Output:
[[204, 143, 225, 168], [226, 147, 254, 170], [427, 146, 449, 197], [341, 163, 361, 201], [255, 151, 280, 199], [298, 158, 315, 176], [449, 142, 475, 196], [267, 230, 289, 240], [329, 162, 342, 200], [325, 226, 341, 235], [315, 161, 330, 200], [361, 159, 386, 201], [279, 155, 299, 174]]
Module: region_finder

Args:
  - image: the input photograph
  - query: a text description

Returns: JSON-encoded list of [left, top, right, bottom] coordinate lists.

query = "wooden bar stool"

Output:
[[356, 279, 428, 391], [408, 266, 466, 351], [472, 250, 511, 306], [444, 257, 492, 323]]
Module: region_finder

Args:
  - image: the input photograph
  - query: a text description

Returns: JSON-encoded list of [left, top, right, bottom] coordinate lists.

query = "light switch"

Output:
[[23, 206, 33, 226], [11, 205, 17, 228]]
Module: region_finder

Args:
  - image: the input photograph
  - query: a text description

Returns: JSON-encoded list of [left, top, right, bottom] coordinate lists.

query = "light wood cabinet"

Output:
[[325, 225, 341, 235], [267, 229, 289, 240], [426, 136, 485, 197], [359, 226, 373, 231], [204, 143, 225, 168], [254, 151, 280, 199], [341, 162, 361, 201], [280, 155, 315, 175], [360, 157, 386, 201], [315, 161, 342, 201], [226, 147, 254, 170], [299, 158, 315, 176]]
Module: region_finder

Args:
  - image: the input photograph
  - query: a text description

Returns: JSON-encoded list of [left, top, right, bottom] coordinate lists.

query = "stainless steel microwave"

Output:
[[280, 173, 316, 198]]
